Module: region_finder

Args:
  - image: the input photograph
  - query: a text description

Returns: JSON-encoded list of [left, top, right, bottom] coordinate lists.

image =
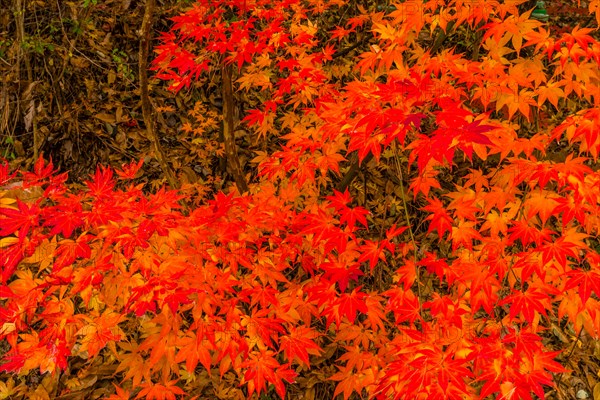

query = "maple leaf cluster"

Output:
[[2, 0, 600, 399]]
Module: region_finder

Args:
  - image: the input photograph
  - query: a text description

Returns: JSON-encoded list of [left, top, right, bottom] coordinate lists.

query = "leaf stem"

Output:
[[392, 142, 422, 316]]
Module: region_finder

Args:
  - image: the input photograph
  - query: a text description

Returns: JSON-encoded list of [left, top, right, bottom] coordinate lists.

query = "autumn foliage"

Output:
[[2, 0, 600, 399]]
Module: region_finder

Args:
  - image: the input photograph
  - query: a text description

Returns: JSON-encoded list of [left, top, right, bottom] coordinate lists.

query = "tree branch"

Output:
[[222, 64, 248, 193], [335, 152, 373, 192], [139, 0, 178, 189]]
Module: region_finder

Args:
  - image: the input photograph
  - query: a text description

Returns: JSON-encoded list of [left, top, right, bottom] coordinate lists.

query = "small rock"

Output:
[[577, 389, 589, 399]]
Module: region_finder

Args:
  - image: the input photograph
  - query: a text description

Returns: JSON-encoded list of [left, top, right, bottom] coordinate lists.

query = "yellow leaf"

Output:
[[0, 322, 16, 336], [593, 382, 600, 400], [0, 192, 16, 207], [0, 378, 18, 400], [22, 237, 57, 270], [0, 237, 19, 248]]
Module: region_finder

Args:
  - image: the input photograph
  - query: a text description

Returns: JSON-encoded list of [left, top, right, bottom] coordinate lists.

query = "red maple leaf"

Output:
[[499, 287, 550, 322], [0, 199, 41, 238], [422, 197, 453, 238]]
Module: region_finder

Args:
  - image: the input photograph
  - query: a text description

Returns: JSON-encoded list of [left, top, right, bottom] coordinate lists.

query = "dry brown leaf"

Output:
[[94, 113, 116, 124]]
